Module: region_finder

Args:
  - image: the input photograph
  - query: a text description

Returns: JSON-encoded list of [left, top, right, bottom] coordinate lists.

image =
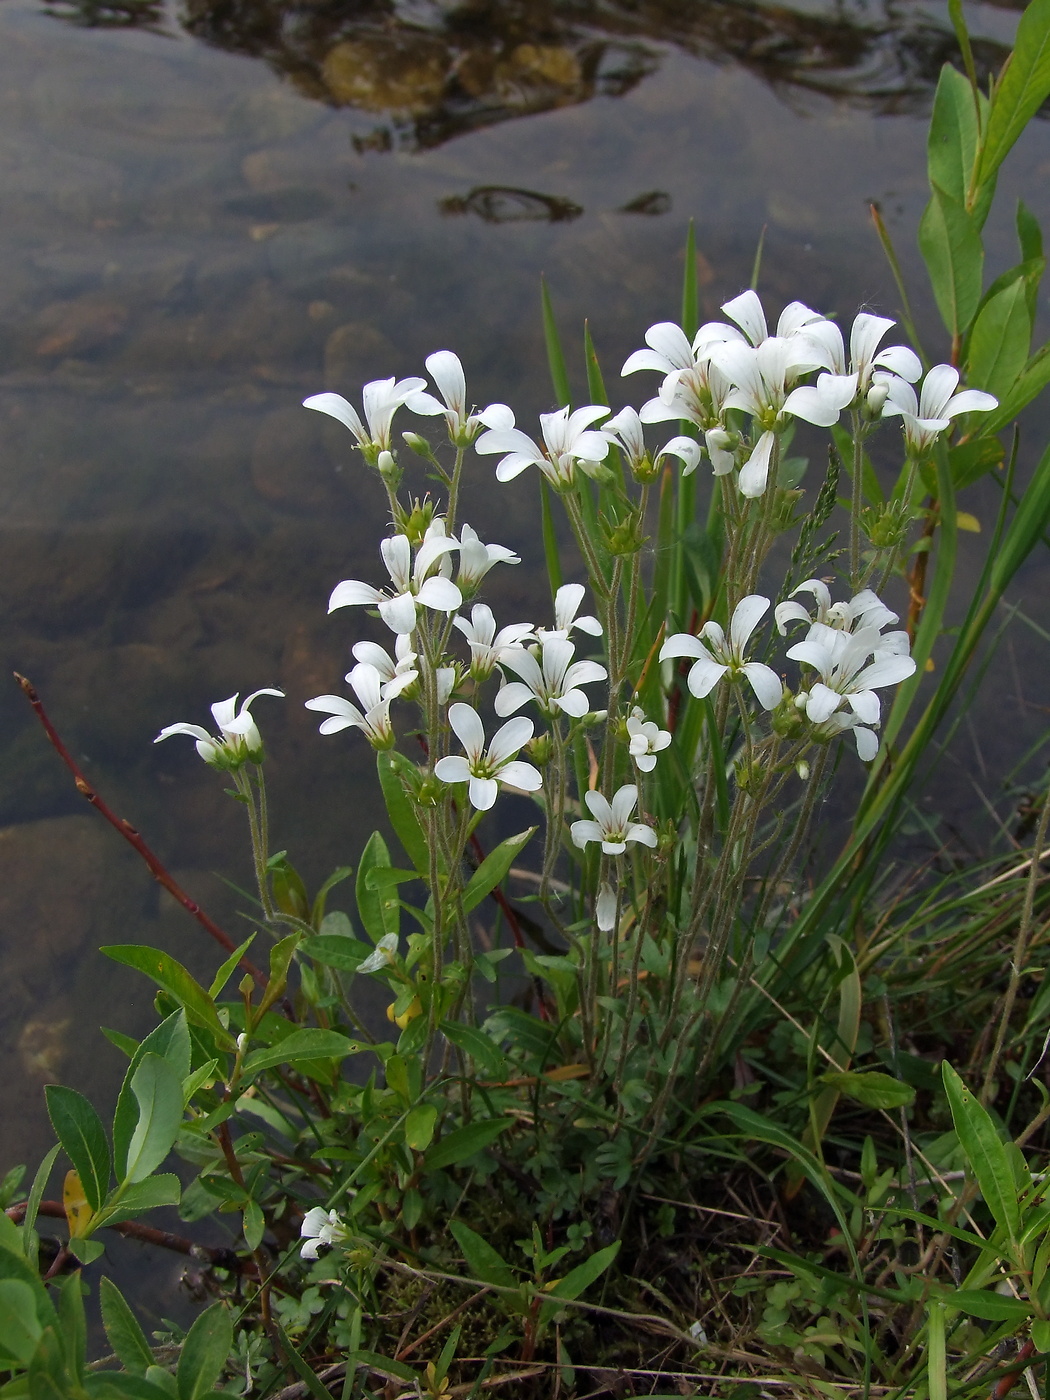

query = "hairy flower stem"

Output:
[[563, 490, 610, 604], [445, 445, 467, 534], [981, 783, 1050, 1105], [750, 743, 829, 933], [235, 766, 277, 926], [849, 410, 864, 589]]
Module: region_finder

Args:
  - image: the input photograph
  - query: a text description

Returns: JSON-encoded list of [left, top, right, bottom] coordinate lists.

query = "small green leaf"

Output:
[[427, 1119, 511, 1171], [377, 751, 429, 873], [113, 1012, 191, 1181], [356, 832, 399, 944], [818, 1070, 916, 1110], [978, 0, 1050, 187], [404, 1105, 437, 1152], [967, 272, 1032, 400], [175, 1303, 232, 1400], [243, 1200, 265, 1252], [258, 934, 299, 1017], [947, 1288, 1031, 1321], [300, 934, 373, 972], [207, 937, 256, 1000], [449, 1220, 516, 1289], [928, 63, 988, 223], [67, 1236, 105, 1264], [439, 1022, 508, 1080], [919, 187, 984, 338], [100, 1277, 154, 1376], [0, 1279, 43, 1365], [101, 947, 233, 1047], [95, 1176, 181, 1228], [240, 1029, 359, 1078], [123, 1055, 184, 1185], [462, 829, 536, 915], [22, 1143, 61, 1262], [545, 1240, 620, 1302], [44, 1086, 111, 1214], [943, 1062, 1020, 1245]]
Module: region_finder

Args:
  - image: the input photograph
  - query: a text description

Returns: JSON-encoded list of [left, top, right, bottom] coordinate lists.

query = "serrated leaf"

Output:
[[300, 934, 373, 972], [978, 0, 1050, 186], [100, 1277, 154, 1377], [427, 1119, 511, 1171], [175, 1303, 232, 1400], [240, 1028, 358, 1077], [207, 938, 256, 1000], [943, 1062, 1020, 1246], [45, 1088, 110, 1215], [258, 934, 299, 1017], [462, 829, 536, 915], [449, 1220, 516, 1289], [95, 1175, 181, 1229], [819, 1070, 916, 1110], [123, 1055, 184, 1185], [67, 1236, 105, 1264], [101, 947, 233, 1047]]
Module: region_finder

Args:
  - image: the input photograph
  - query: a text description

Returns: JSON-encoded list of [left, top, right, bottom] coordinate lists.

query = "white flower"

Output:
[[660, 596, 782, 710], [475, 403, 613, 487], [785, 313, 922, 424], [328, 532, 462, 636], [626, 707, 672, 772], [357, 931, 399, 974], [304, 377, 428, 459], [352, 634, 419, 699], [404, 350, 484, 444], [706, 289, 829, 349], [787, 622, 916, 731], [495, 635, 607, 720], [304, 663, 394, 748], [571, 785, 657, 856], [434, 704, 542, 810], [456, 523, 520, 592], [538, 584, 603, 640], [595, 882, 617, 932], [155, 688, 284, 768], [606, 407, 703, 478], [774, 581, 903, 644], [881, 364, 998, 455], [623, 322, 736, 434], [300, 1207, 350, 1261], [453, 605, 534, 681]]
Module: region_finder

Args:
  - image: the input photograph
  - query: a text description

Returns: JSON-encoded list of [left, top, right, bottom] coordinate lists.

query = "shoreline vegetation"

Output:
[[5, 2, 1050, 1396]]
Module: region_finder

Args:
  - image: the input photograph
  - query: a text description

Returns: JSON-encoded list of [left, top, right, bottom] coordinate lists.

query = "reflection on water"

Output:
[[1, 0, 1048, 1323]]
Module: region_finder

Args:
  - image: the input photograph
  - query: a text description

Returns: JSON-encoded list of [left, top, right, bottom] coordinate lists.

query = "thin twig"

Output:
[[6, 1200, 246, 1273]]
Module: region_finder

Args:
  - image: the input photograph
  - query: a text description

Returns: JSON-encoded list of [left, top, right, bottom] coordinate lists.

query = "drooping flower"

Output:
[[881, 364, 998, 455], [626, 707, 672, 772], [660, 596, 782, 709], [155, 688, 284, 768], [495, 635, 607, 720], [595, 881, 618, 932], [475, 404, 613, 487], [304, 663, 394, 748], [571, 785, 657, 856], [300, 1207, 350, 1261], [328, 532, 461, 636], [304, 377, 429, 461], [434, 704, 543, 810], [787, 623, 916, 735], [455, 523, 520, 593], [404, 350, 485, 444], [453, 605, 534, 681], [537, 584, 603, 640]]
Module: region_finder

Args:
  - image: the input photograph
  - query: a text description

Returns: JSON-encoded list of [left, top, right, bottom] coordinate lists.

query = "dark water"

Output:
[[1, 0, 1048, 1321]]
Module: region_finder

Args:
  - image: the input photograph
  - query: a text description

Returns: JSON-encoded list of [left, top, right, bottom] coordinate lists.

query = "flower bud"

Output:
[[577, 460, 614, 485], [525, 732, 552, 767], [401, 431, 434, 460], [602, 510, 645, 556], [796, 759, 811, 781], [400, 497, 435, 547], [865, 382, 889, 418], [236, 1032, 249, 1053], [377, 450, 402, 489], [771, 692, 805, 739]]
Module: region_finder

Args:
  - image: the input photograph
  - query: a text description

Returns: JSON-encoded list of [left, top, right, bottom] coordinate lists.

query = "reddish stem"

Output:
[[6, 1200, 246, 1273], [14, 672, 266, 985]]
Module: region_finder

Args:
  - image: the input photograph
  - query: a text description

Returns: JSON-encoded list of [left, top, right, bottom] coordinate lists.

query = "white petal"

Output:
[[303, 393, 368, 443], [378, 592, 419, 636], [610, 784, 639, 827], [738, 432, 775, 498], [571, 820, 604, 848], [742, 663, 783, 710], [328, 579, 384, 613], [601, 840, 628, 856], [583, 789, 614, 826], [945, 388, 998, 418], [729, 595, 770, 653], [721, 290, 768, 346], [435, 754, 471, 784], [686, 657, 728, 698], [805, 683, 842, 723], [873, 344, 921, 382], [553, 689, 590, 718], [416, 577, 463, 613], [469, 776, 499, 810], [448, 702, 486, 760], [626, 823, 658, 848], [487, 715, 533, 766], [494, 682, 535, 717], [497, 760, 543, 792], [854, 726, 879, 761], [660, 633, 706, 662], [426, 350, 466, 411]]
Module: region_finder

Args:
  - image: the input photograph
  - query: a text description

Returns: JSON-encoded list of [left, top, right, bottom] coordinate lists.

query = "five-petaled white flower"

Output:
[[660, 596, 783, 709], [453, 605, 534, 681], [475, 403, 613, 487], [774, 581, 904, 646], [328, 532, 462, 636], [495, 635, 607, 720], [537, 584, 603, 640], [626, 707, 672, 772], [604, 405, 703, 479], [155, 688, 284, 768], [571, 785, 657, 856], [455, 523, 520, 593], [304, 377, 429, 461], [300, 1207, 350, 1261], [702, 289, 830, 350], [787, 622, 916, 736], [305, 663, 394, 749], [786, 313, 922, 424], [881, 364, 998, 455], [405, 350, 485, 444], [434, 704, 543, 810], [352, 634, 419, 699]]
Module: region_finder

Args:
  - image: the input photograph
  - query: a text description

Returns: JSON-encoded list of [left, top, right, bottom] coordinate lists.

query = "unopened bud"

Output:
[[377, 450, 402, 488], [401, 431, 433, 460], [236, 1032, 249, 1053], [866, 382, 889, 418], [525, 733, 552, 766], [796, 760, 811, 781]]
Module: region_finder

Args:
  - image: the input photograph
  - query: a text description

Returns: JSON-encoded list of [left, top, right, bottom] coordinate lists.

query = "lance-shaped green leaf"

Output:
[[449, 1220, 516, 1289], [943, 1062, 1020, 1247], [919, 187, 984, 338], [44, 1086, 110, 1214], [928, 63, 993, 227], [257, 934, 299, 1018], [978, 0, 1050, 187], [967, 268, 1034, 401], [240, 1028, 359, 1078], [122, 1054, 184, 1185], [427, 1119, 512, 1171], [113, 1012, 191, 1181], [462, 829, 535, 915], [0, 1279, 43, 1366], [101, 946, 234, 1047], [100, 1278, 154, 1377], [819, 1070, 916, 1110], [356, 832, 399, 943], [94, 1176, 181, 1230], [377, 751, 429, 874], [208, 937, 256, 999], [175, 1302, 232, 1400]]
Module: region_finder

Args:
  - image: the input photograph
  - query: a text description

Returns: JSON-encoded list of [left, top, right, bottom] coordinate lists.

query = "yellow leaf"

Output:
[[63, 1169, 93, 1238], [956, 511, 981, 532], [925, 658, 936, 672]]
